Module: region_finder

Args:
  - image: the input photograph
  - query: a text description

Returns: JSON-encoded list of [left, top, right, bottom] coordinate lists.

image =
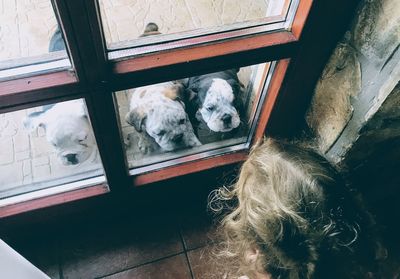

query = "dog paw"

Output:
[[124, 134, 132, 148], [189, 136, 202, 147], [139, 143, 152, 155], [138, 137, 158, 155]]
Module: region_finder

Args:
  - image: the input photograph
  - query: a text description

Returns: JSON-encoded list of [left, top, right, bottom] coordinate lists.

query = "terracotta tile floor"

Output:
[[3, 173, 400, 279], [2, 204, 224, 279]]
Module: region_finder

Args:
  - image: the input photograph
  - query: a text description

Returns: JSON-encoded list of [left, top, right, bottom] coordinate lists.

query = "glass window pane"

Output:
[[99, 0, 290, 50], [0, 0, 70, 80], [114, 62, 272, 171], [0, 99, 106, 200]]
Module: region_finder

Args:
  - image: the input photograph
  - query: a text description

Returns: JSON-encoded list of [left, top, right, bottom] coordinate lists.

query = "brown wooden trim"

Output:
[[113, 31, 297, 74], [61, 1, 130, 194], [109, 23, 287, 59], [110, 40, 297, 93], [108, 16, 284, 52], [267, 0, 361, 139], [0, 51, 68, 71], [83, 0, 109, 81], [254, 59, 290, 141], [0, 80, 87, 112], [0, 92, 88, 115], [133, 152, 247, 186], [0, 184, 109, 218], [291, 0, 314, 39], [84, 0, 132, 193], [0, 70, 77, 96], [62, 0, 107, 84], [52, 0, 86, 84], [83, 91, 131, 193], [248, 63, 272, 122]]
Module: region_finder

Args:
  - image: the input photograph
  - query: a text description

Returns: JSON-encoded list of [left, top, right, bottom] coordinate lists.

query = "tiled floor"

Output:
[[2, 164, 400, 279], [3, 191, 400, 279], [2, 203, 226, 279]]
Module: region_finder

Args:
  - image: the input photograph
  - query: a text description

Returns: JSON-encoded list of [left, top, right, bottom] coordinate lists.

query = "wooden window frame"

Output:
[[0, 0, 360, 218]]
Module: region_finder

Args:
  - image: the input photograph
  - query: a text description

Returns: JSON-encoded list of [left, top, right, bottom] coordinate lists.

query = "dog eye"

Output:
[[78, 135, 88, 143], [178, 119, 185, 124], [205, 105, 215, 111], [157, 130, 166, 136]]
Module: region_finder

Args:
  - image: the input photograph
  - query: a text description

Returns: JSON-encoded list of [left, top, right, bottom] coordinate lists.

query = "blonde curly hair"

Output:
[[209, 138, 382, 279]]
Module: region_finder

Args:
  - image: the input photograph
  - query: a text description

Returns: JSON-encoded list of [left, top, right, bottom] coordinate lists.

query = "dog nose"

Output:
[[65, 153, 78, 164], [172, 134, 183, 143], [222, 114, 232, 124]]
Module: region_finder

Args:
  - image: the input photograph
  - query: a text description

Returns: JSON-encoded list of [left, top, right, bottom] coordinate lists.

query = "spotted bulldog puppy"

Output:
[[24, 100, 96, 165], [125, 81, 201, 152], [186, 69, 243, 133], [124, 23, 201, 153]]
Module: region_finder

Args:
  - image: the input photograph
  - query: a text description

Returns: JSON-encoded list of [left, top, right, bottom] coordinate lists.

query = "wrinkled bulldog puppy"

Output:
[[125, 82, 201, 153], [124, 22, 200, 153], [186, 69, 243, 133], [24, 100, 96, 165]]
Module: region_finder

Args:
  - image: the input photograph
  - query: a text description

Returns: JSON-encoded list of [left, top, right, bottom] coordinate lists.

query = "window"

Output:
[[115, 62, 271, 172], [0, 0, 71, 81], [98, 0, 291, 53], [0, 99, 105, 199], [0, 0, 317, 217]]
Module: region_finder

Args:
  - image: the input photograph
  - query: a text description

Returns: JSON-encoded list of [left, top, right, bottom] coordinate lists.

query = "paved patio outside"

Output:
[[0, 0, 277, 197]]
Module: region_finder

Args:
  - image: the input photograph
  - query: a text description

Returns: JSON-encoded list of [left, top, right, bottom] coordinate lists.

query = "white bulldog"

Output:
[[24, 100, 96, 165], [125, 81, 201, 152]]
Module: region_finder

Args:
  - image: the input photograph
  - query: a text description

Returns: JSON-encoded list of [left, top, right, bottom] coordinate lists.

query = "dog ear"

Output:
[[184, 88, 198, 103], [225, 79, 244, 111], [226, 79, 242, 94], [23, 111, 47, 132], [125, 108, 147, 132], [76, 101, 89, 119], [163, 83, 186, 102]]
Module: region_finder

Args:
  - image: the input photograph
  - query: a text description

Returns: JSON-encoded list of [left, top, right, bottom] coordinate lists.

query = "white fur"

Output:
[[208, 78, 235, 102], [128, 82, 201, 151], [24, 100, 96, 165], [199, 78, 240, 132]]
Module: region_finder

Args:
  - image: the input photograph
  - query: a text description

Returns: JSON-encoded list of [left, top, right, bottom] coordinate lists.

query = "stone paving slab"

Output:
[[0, 105, 103, 197], [0, 0, 58, 61], [99, 0, 271, 47]]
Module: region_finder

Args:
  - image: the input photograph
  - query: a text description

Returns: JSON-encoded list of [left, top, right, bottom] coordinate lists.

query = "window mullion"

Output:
[[58, 0, 107, 84], [108, 34, 297, 92], [61, 0, 130, 193], [51, 0, 87, 85]]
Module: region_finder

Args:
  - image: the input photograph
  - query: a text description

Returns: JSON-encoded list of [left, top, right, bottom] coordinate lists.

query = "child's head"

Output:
[[211, 138, 381, 278]]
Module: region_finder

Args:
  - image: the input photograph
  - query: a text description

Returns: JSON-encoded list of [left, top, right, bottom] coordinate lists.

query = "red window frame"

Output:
[[0, 0, 360, 218]]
